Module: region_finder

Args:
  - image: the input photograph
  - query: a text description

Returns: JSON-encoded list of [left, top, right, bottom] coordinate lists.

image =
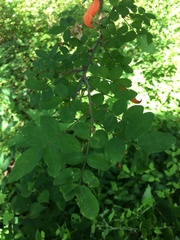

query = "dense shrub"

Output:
[[0, 0, 179, 239]]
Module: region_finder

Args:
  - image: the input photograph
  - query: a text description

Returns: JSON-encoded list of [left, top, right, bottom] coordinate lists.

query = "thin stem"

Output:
[[73, 33, 103, 99]]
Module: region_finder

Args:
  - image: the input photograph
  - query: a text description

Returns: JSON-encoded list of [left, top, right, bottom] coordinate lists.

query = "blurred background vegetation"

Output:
[[0, 0, 179, 239]]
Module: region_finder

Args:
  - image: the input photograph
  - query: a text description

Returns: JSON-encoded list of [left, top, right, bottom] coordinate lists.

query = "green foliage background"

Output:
[[0, 0, 179, 239]]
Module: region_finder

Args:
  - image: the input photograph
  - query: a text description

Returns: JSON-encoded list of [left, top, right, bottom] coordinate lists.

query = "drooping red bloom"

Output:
[[120, 87, 142, 104], [83, 0, 100, 28]]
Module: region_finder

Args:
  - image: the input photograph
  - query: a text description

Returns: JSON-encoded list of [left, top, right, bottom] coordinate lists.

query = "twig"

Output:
[[73, 33, 103, 99]]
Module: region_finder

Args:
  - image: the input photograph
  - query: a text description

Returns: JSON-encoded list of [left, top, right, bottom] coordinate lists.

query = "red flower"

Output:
[[83, 0, 100, 28]]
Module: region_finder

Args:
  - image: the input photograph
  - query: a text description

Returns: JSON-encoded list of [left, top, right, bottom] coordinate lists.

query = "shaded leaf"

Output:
[[122, 105, 144, 122], [60, 183, 78, 201], [112, 99, 127, 115], [59, 106, 76, 123], [59, 133, 82, 153], [43, 143, 63, 177], [87, 152, 110, 171], [76, 185, 99, 219], [105, 137, 125, 166], [54, 168, 81, 185], [74, 122, 91, 140], [82, 170, 100, 187], [23, 124, 48, 147], [25, 79, 46, 90], [40, 116, 60, 139], [125, 112, 154, 140], [103, 115, 118, 131], [8, 147, 43, 183], [138, 131, 176, 153], [40, 97, 62, 110], [131, 150, 149, 174], [63, 152, 84, 165], [90, 130, 108, 149], [55, 83, 68, 98]]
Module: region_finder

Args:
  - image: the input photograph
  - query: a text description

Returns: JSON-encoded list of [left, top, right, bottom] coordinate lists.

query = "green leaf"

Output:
[[131, 150, 149, 174], [110, 9, 119, 21], [59, 106, 75, 123], [109, 0, 118, 6], [50, 43, 59, 57], [60, 183, 78, 201], [122, 105, 144, 122], [87, 152, 110, 171], [116, 5, 129, 17], [91, 94, 104, 105], [117, 25, 128, 36], [43, 143, 63, 177], [37, 190, 50, 203], [131, 20, 142, 29], [63, 29, 71, 42], [25, 79, 46, 90], [98, 81, 110, 94], [90, 130, 108, 149], [112, 99, 127, 115], [76, 185, 99, 219], [35, 50, 49, 59], [59, 133, 82, 153], [82, 170, 100, 187], [125, 112, 154, 140], [54, 168, 81, 185], [49, 25, 65, 34], [109, 66, 123, 80], [30, 92, 41, 107], [3, 211, 14, 225], [105, 137, 125, 166], [23, 124, 48, 147], [30, 202, 45, 219], [55, 83, 68, 98], [122, 64, 133, 73], [40, 116, 60, 139], [69, 38, 81, 47], [63, 152, 84, 165], [138, 131, 176, 153], [8, 147, 43, 183], [142, 184, 154, 206], [137, 34, 156, 53], [145, 13, 156, 19], [40, 97, 62, 110], [89, 64, 100, 76], [108, 22, 117, 35], [103, 115, 118, 131], [74, 122, 91, 140], [123, 31, 137, 42], [98, 66, 110, 78], [138, 7, 146, 14]]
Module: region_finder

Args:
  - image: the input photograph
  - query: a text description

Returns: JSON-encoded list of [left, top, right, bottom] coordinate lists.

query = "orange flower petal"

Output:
[[91, 0, 100, 16], [130, 98, 142, 104], [83, 6, 94, 28], [83, 0, 100, 28]]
